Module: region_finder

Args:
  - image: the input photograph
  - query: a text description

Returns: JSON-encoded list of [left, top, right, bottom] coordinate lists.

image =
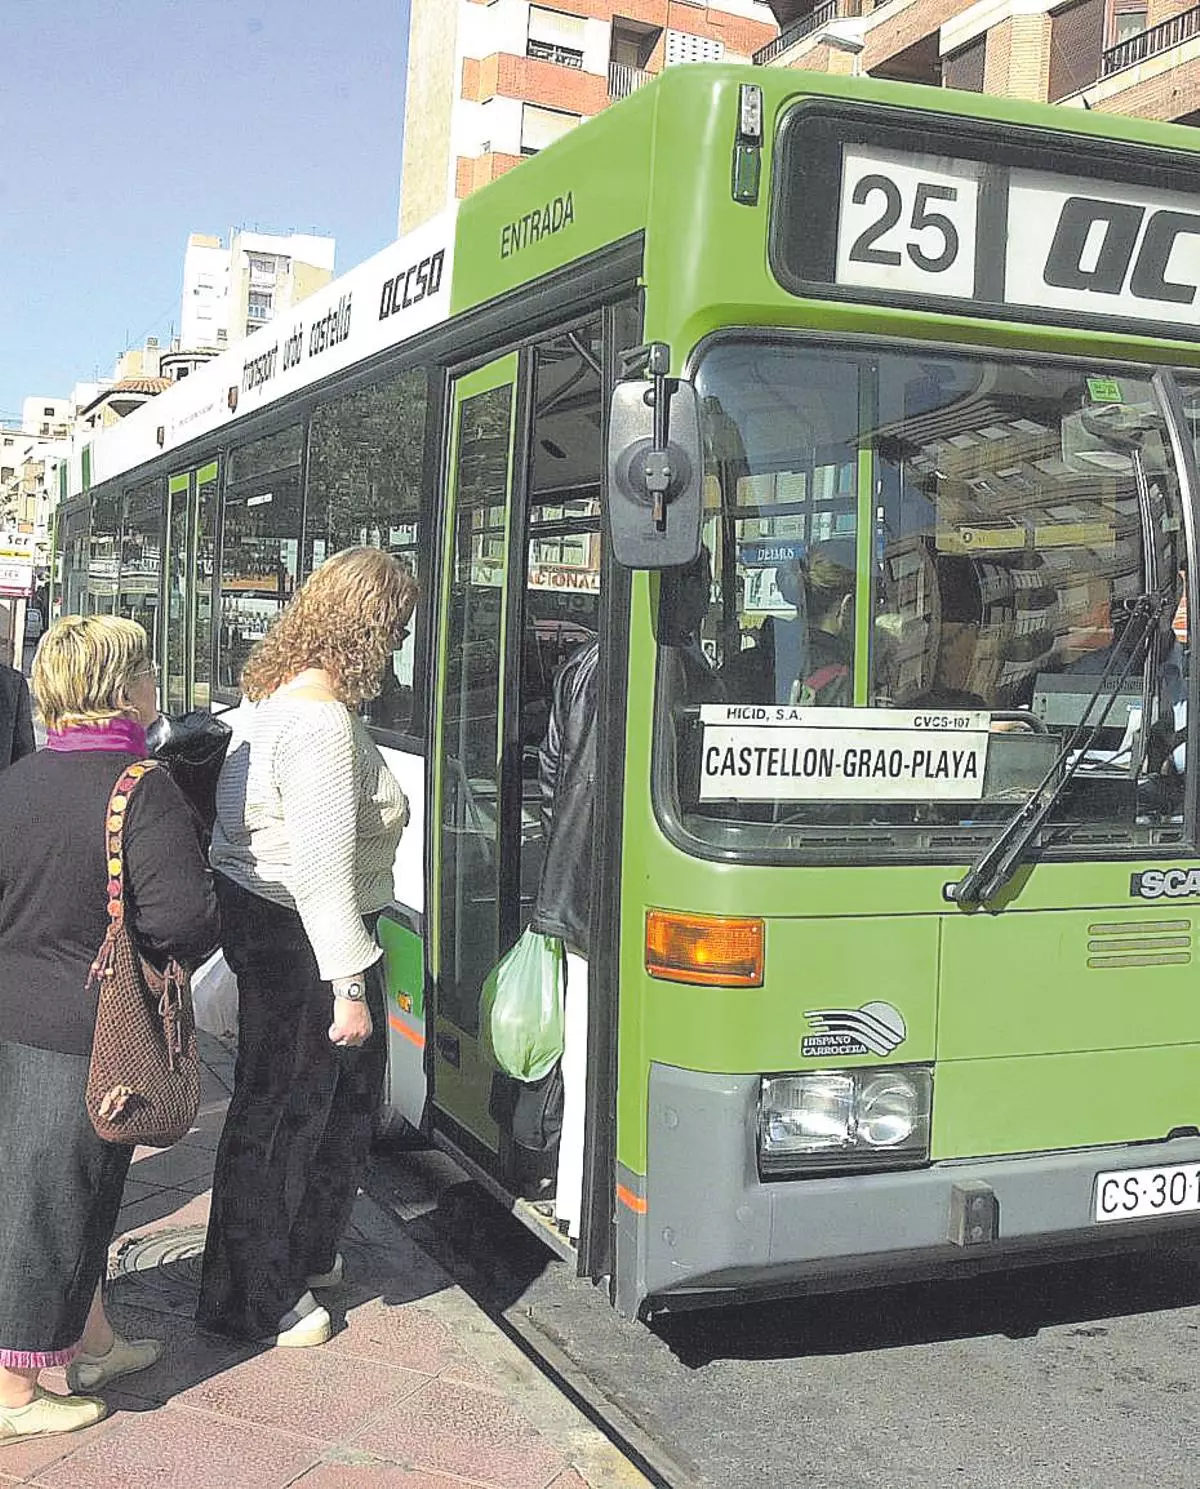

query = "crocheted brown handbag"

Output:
[[85, 761, 200, 1147]]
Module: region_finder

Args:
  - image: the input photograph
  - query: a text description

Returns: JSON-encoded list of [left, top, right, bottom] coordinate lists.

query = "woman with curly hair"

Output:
[[197, 547, 417, 1347]]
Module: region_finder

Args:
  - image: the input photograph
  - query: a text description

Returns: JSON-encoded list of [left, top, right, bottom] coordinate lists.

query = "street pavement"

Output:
[[0, 1034, 648, 1489]]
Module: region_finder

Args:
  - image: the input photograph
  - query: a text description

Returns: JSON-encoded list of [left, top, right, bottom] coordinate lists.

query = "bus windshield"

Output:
[[656, 339, 1191, 861]]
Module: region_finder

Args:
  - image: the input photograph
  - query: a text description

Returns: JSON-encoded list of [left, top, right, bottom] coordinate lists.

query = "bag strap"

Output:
[[99, 760, 160, 935]]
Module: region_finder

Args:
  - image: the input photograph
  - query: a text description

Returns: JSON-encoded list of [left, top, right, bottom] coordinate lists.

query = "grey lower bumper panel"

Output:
[[628, 1062, 1200, 1310]]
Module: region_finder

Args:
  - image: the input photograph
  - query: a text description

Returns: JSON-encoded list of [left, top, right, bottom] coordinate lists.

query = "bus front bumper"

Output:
[[616, 1063, 1200, 1315]]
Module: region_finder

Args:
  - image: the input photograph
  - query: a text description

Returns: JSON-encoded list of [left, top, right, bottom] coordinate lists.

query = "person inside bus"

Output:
[[198, 547, 418, 1348], [527, 623, 598, 1237], [0, 616, 217, 1441], [719, 542, 856, 708], [901, 556, 989, 712]]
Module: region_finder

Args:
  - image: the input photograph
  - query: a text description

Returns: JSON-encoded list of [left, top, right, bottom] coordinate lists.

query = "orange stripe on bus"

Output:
[[388, 1013, 426, 1049], [616, 1183, 647, 1215]]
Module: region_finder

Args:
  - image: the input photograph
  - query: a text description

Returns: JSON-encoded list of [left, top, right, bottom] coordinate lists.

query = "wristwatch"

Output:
[[334, 978, 367, 1003]]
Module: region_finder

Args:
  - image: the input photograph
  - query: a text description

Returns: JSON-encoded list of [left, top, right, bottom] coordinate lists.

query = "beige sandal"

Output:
[[0, 1386, 107, 1442]]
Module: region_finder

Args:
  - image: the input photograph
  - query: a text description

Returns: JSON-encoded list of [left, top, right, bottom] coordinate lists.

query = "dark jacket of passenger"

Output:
[[0, 665, 34, 769], [531, 640, 598, 957], [0, 750, 219, 1056]]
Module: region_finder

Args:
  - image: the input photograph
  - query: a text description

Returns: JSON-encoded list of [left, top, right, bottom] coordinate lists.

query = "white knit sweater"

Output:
[[210, 696, 408, 980]]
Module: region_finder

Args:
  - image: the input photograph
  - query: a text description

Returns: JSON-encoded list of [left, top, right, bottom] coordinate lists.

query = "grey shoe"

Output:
[[66, 1335, 162, 1393]]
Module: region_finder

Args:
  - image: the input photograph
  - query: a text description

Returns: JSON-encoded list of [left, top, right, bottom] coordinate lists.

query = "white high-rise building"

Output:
[[180, 234, 230, 349], [180, 229, 336, 350], [398, 0, 779, 236]]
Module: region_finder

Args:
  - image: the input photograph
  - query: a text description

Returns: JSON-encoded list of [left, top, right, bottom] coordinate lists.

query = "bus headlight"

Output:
[[758, 1067, 932, 1177]]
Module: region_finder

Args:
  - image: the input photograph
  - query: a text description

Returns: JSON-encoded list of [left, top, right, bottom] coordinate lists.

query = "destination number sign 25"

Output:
[[834, 146, 1200, 330]]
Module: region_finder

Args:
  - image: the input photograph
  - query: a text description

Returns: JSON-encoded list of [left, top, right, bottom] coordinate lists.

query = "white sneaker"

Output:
[[0, 1387, 107, 1441], [305, 1253, 345, 1290], [262, 1291, 331, 1348]]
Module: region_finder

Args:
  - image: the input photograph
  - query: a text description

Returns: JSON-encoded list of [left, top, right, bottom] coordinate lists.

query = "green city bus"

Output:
[[59, 67, 1200, 1316]]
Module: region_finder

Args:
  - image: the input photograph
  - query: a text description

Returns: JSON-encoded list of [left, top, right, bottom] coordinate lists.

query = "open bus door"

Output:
[[430, 354, 524, 1173], [163, 461, 218, 713], [429, 322, 618, 1276]]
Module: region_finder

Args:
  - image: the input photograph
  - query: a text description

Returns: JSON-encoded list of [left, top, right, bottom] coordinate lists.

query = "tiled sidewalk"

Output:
[[0, 1037, 648, 1489]]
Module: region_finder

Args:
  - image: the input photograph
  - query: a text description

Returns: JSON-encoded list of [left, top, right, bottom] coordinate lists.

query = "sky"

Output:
[[0, 0, 411, 422]]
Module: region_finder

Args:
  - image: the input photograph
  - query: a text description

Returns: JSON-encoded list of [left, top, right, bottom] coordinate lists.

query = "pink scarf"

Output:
[[46, 717, 148, 755]]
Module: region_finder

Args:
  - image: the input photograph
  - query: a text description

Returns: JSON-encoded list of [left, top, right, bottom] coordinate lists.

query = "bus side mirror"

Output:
[[606, 377, 703, 570]]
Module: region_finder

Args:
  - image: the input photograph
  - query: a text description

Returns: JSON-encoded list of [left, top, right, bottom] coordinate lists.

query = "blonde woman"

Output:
[[198, 547, 416, 1347], [0, 617, 217, 1441]]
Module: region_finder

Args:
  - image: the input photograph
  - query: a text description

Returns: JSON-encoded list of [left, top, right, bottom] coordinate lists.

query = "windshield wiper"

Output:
[[945, 587, 1172, 908]]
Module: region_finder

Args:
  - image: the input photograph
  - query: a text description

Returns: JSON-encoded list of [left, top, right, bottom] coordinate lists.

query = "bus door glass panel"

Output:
[[194, 462, 219, 709], [88, 489, 121, 616], [118, 481, 164, 667], [61, 508, 90, 616], [165, 472, 194, 715], [217, 427, 303, 694], [518, 323, 603, 928], [435, 362, 517, 1042], [306, 370, 430, 735], [662, 342, 1188, 855]]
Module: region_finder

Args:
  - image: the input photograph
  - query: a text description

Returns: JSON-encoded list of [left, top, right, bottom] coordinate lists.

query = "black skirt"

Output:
[[0, 1040, 132, 1365]]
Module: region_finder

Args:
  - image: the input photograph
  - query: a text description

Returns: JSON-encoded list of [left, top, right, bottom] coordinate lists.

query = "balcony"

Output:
[[753, 0, 861, 64], [1102, 0, 1200, 74], [608, 60, 653, 99]]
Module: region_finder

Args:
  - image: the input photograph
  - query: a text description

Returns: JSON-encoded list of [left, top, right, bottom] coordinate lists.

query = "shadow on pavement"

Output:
[[654, 1242, 1200, 1368]]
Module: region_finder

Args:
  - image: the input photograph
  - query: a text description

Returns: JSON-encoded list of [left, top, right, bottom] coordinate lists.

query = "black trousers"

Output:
[[196, 876, 386, 1339]]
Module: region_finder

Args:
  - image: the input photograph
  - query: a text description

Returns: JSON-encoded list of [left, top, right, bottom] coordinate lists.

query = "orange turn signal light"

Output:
[[645, 910, 765, 987]]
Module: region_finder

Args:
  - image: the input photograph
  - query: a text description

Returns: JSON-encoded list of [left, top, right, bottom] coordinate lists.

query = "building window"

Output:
[[43, 406, 54, 416], [521, 103, 581, 156], [247, 289, 273, 322], [528, 38, 583, 66], [528, 5, 587, 68], [1112, 6, 1147, 41], [248, 254, 277, 277]]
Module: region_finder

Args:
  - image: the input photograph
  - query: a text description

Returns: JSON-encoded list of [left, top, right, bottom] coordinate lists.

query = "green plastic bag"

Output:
[[480, 927, 565, 1082]]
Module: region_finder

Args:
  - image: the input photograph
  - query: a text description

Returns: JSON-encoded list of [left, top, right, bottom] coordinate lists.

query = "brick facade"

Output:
[[456, 152, 526, 198], [772, 33, 862, 69], [462, 52, 613, 114], [1089, 49, 1200, 116], [1146, 0, 1197, 27], [982, 13, 1051, 98], [861, 0, 970, 73], [492, 1, 776, 54]]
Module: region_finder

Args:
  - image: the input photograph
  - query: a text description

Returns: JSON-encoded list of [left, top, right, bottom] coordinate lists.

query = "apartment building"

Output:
[[180, 229, 337, 349], [756, 0, 1200, 122], [399, 1, 780, 233]]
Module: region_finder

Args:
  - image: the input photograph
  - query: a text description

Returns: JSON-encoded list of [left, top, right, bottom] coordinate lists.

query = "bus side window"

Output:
[[216, 426, 304, 695], [307, 370, 430, 740]]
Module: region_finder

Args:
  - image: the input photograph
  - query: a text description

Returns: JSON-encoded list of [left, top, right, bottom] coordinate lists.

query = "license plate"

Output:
[[1093, 1162, 1200, 1223]]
